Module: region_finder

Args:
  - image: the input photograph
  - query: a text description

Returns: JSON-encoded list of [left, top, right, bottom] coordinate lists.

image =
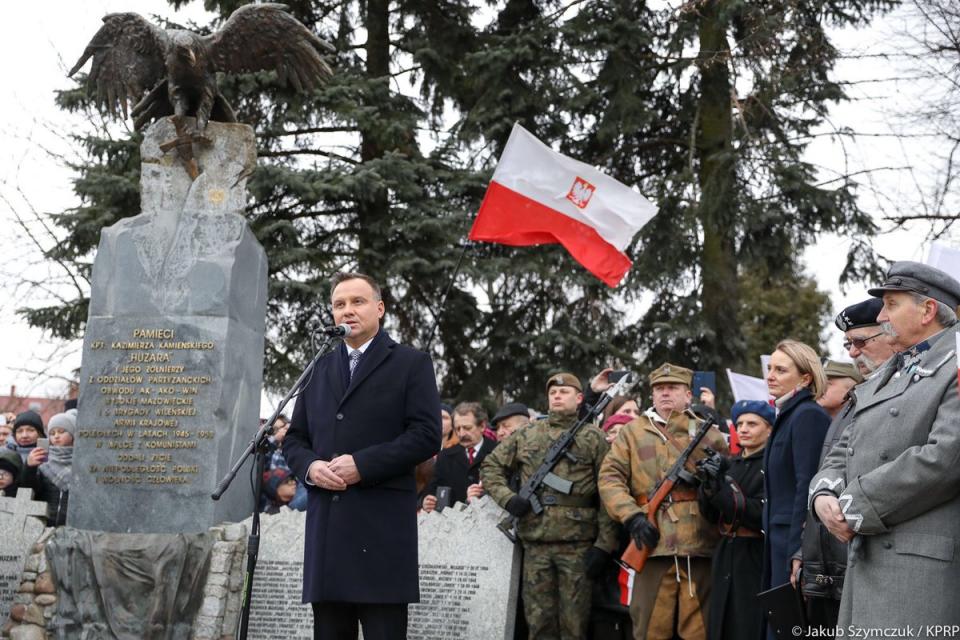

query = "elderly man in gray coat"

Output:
[[809, 261, 960, 636]]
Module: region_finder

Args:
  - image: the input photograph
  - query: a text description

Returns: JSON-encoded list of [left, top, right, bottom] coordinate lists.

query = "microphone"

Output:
[[314, 324, 352, 338]]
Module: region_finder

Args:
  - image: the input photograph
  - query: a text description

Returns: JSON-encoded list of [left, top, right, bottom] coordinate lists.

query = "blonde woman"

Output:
[[761, 340, 830, 640]]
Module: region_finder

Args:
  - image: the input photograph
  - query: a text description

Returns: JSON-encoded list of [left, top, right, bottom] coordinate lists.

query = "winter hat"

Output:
[[262, 468, 294, 502], [0, 449, 23, 483], [47, 409, 77, 437], [13, 410, 44, 436], [601, 413, 634, 433], [730, 400, 775, 427]]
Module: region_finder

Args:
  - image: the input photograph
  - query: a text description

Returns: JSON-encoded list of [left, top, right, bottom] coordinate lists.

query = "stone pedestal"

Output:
[[68, 118, 268, 534]]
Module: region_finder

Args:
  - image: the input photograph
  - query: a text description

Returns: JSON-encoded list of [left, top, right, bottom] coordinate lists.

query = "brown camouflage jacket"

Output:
[[599, 408, 728, 558], [481, 412, 619, 551]]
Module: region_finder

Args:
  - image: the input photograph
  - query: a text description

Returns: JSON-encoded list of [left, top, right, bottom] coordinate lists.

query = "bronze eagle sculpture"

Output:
[[69, 3, 335, 136]]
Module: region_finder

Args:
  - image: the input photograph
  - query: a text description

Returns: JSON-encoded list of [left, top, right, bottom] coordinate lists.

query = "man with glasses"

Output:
[[836, 298, 898, 378]]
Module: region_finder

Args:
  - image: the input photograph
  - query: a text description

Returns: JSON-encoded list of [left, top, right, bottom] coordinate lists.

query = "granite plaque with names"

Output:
[[0, 490, 47, 625], [244, 508, 312, 639], [409, 496, 521, 640], [68, 118, 268, 534]]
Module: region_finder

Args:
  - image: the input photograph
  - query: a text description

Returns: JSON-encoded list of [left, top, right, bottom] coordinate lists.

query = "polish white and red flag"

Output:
[[468, 123, 658, 287]]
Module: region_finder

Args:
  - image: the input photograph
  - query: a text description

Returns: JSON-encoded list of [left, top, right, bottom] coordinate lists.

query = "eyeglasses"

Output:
[[843, 331, 885, 350]]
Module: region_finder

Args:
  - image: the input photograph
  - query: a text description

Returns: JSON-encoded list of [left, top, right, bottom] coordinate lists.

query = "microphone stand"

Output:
[[211, 332, 340, 640]]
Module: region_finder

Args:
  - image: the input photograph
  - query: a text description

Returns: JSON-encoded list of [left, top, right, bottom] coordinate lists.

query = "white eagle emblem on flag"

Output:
[[566, 177, 596, 209]]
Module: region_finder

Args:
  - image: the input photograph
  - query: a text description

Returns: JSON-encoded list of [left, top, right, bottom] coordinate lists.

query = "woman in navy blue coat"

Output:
[[762, 339, 830, 639]]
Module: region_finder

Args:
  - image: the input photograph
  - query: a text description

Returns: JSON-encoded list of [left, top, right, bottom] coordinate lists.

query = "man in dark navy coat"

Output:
[[283, 272, 441, 640]]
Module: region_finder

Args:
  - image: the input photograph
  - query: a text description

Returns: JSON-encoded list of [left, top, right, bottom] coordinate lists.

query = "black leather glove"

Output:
[[699, 451, 728, 480], [626, 513, 660, 551], [697, 452, 727, 493], [583, 546, 611, 579], [505, 495, 532, 518]]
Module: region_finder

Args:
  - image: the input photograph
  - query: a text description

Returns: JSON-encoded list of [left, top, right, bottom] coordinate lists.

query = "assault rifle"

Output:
[[620, 416, 718, 572], [497, 372, 639, 543]]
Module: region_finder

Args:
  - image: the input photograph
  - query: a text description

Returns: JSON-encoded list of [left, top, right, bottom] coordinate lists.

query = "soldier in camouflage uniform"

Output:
[[599, 363, 727, 640], [482, 372, 619, 640]]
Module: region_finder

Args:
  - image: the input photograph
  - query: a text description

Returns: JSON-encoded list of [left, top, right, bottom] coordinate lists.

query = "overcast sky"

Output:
[[0, 2, 945, 411]]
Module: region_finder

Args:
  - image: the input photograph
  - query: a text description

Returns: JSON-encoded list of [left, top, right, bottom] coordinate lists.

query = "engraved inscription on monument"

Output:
[[409, 498, 521, 640], [68, 119, 269, 534], [244, 508, 312, 640], [0, 490, 47, 625], [80, 327, 213, 487]]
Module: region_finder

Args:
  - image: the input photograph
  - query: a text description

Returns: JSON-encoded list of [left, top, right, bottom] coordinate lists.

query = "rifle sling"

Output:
[[651, 419, 710, 468], [636, 488, 698, 505]]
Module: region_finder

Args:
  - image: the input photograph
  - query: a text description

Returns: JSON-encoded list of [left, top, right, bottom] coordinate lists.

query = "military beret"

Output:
[[834, 298, 884, 332], [649, 362, 693, 387], [730, 400, 775, 427], [491, 402, 529, 425], [546, 372, 582, 393], [601, 413, 634, 433], [822, 359, 864, 384], [13, 410, 44, 436], [867, 261, 960, 309]]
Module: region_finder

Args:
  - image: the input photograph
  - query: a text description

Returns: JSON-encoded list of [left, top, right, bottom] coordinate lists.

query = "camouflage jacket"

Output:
[[599, 408, 728, 558], [481, 412, 619, 551]]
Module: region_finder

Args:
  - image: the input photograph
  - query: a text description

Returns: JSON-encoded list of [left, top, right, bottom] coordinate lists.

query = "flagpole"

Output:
[[423, 240, 471, 351]]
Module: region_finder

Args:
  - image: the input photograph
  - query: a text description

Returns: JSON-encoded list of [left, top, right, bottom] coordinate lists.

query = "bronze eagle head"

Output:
[[68, 3, 335, 136]]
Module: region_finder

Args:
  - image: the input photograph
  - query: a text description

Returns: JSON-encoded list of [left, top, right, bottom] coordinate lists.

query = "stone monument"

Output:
[[231, 497, 521, 640], [67, 117, 268, 534], [244, 509, 313, 639], [0, 490, 47, 627], [410, 497, 520, 640]]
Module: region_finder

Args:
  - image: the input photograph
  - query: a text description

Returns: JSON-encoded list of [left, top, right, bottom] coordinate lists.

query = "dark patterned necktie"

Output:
[[348, 349, 362, 380], [467, 447, 475, 465]]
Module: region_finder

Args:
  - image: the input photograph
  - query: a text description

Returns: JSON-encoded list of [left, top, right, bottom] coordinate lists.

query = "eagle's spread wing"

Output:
[[68, 13, 168, 119], [207, 3, 334, 94]]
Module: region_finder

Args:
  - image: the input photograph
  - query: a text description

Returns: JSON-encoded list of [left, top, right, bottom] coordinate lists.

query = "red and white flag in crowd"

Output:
[[618, 564, 635, 606], [468, 123, 658, 287]]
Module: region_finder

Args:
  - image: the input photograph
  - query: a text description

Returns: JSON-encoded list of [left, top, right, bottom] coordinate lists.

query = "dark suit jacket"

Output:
[[761, 388, 830, 590], [424, 437, 497, 507], [283, 329, 441, 604]]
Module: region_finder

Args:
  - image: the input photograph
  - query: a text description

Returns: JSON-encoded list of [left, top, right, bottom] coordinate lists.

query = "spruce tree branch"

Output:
[[264, 126, 361, 137], [258, 149, 360, 164]]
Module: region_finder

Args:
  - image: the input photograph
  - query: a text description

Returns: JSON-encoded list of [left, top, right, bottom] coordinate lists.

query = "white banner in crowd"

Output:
[[926, 242, 960, 282], [726, 369, 772, 402], [760, 354, 771, 378]]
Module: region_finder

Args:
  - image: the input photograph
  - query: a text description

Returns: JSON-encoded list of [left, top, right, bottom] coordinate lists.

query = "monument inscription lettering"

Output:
[[248, 559, 312, 638], [67, 118, 269, 534], [78, 327, 215, 486], [408, 498, 520, 640]]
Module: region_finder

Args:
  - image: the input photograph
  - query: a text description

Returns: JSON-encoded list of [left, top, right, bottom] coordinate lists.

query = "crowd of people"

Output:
[[1, 407, 76, 526], [396, 260, 960, 639], [4, 261, 959, 639]]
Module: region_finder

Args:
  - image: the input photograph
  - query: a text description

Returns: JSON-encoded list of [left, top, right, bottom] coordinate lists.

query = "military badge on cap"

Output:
[[834, 298, 884, 332], [648, 362, 693, 387], [545, 372, 583, 393]]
